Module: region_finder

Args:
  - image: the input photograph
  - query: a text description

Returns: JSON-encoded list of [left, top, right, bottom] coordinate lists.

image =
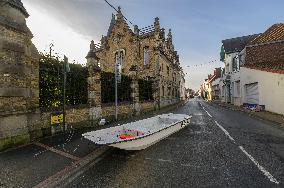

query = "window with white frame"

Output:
[[232, 56, 239, 72], [143, 46, 149, 66]]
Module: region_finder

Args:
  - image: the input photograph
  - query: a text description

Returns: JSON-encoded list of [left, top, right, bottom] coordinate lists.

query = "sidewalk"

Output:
[[212, 100, 284, 128], [0, 101, 186, 188], [0, 128, 105, 188]]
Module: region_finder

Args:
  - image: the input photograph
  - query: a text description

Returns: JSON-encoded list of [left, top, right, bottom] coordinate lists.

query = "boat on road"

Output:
[[83, 113, 192, 150]]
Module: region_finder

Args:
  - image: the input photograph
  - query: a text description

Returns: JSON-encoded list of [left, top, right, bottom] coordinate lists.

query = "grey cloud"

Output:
[[22, 0, 117, 40]]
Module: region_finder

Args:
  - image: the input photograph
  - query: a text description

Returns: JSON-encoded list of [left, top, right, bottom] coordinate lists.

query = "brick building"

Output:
[[86, 7, 185, 108]]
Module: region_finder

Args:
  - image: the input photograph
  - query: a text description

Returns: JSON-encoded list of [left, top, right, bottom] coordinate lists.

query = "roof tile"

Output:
[[249, 23, 284, 45]]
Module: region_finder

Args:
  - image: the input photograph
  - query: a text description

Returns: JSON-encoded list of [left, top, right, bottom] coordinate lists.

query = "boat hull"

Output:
[[109, 118, 189, 150], [83, 113, 191, 151]]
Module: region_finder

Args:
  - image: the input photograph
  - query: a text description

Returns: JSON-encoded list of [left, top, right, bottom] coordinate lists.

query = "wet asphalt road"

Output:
[[68, 98, 284, 188]]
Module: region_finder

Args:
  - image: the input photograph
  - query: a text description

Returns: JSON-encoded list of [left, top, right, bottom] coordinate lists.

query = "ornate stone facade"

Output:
[[86, 7, 185, 109]]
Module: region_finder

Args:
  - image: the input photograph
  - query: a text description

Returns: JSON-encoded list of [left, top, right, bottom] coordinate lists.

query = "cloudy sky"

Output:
[[22, 0, 284, 90]]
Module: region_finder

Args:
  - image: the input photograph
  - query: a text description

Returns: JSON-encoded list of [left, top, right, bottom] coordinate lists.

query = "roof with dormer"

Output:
[[222, 34, 260, 54]]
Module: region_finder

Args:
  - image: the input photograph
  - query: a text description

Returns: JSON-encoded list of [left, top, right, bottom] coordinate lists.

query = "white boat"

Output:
[[83, 113, 192, 150]]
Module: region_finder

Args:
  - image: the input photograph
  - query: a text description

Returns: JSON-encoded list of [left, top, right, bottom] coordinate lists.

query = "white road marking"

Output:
[[214, 120, 280, 185], [193, 114, 203, 116], [203, 107, 213, 117], [200, 102, 213, 117], [214, 121, 236, 143], [145, 157, 172, 163], [238, 146, 279, 184], [158, 159, 172, 163], [73, 147, 78, 152]]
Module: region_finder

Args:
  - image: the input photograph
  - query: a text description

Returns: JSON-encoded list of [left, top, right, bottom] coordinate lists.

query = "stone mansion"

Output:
[[86, 7, 186, 108]]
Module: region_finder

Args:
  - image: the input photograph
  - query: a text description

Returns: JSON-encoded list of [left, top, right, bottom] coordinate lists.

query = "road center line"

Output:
[[202, 106, 212, 117], [214, 121, 235, 143], [213, 121, 279, 185], [158, 159, 172, 163], [238, 146, 279, 184]]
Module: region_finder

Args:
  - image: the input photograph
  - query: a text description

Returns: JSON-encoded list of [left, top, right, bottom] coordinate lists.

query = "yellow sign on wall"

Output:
[[51, 114, 63, 125]]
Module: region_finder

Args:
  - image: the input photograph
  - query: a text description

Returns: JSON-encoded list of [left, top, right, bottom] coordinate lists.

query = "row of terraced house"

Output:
[[201, 23, 284, 115]]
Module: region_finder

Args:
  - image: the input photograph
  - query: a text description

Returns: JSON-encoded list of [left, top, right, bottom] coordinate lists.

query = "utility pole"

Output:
[[49, 43, 54, 58], [63, 56, 70, 130], [115, 52, 122, 120], [115, 63, 118, 120]]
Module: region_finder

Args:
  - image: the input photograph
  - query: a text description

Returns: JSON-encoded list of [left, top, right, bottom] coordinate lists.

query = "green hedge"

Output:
[[39, 52, 88, 110], [138, 79, 154, 101], [101, 72, 132, 103], [39, 52, 154, 108]]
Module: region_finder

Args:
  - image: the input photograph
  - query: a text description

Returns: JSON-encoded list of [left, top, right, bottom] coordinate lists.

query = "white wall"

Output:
[[240, 67, 284, 115], [224, 52, 238, 74], [211, 78, 220, 99], [212, 78, 220, 87], [219, 78, 225, 102], [221, 52, 239, 103], [231, 71, 241, 106]]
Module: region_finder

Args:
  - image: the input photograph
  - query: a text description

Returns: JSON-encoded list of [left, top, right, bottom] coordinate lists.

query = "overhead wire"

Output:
[[103, 0, 222, 74], [185, 59, 221, 68], [103, 0, 135, 26]]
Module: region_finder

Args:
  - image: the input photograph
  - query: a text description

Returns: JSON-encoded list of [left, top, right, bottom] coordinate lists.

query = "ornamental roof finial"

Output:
[[116, 6, 123, 21]]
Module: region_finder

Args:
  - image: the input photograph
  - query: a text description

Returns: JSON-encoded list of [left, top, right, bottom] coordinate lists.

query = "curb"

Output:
[[33, 146, 112, 188], [212, 102, 284, 127]]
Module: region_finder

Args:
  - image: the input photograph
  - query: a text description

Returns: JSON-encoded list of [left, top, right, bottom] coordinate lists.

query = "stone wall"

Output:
[[0, 0, 40, 150], [37, 107, 90, 136], [140, 101, 155, 113], [0, 99, 182, 151], [102, 103, 133, 119]]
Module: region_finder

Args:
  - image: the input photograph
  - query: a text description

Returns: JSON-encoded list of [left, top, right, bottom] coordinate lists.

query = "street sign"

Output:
[[51, 113, 64, 125], [116, 63, 122, 83]]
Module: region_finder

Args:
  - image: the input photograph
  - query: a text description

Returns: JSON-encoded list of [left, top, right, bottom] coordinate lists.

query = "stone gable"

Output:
[[87, 7, 185, 105]]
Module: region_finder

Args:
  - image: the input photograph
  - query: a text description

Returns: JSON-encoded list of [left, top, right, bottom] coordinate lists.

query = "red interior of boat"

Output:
[[119, 134, 136, 139]]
